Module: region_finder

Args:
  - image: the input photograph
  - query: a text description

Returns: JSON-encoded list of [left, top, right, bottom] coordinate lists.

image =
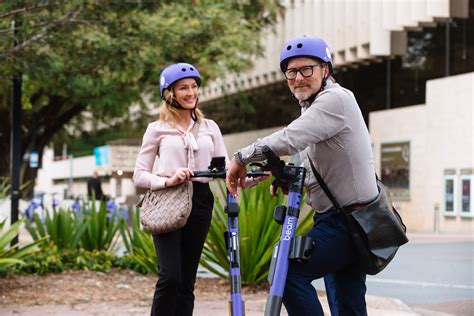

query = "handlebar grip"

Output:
[[261, 145, 287, 182], [192, 171, 208, 177], [262, 145, 284, 169], [192, 170, 226, 179], [262, 145, 277, 161]]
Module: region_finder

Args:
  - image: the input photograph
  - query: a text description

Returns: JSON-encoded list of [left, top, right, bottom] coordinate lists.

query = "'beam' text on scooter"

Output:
[[283, 217, 294, 240]]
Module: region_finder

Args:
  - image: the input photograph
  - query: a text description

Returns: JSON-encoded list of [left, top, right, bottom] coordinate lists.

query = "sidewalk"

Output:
[[0, 292, 453, 316], [0, 232, 468, 315]]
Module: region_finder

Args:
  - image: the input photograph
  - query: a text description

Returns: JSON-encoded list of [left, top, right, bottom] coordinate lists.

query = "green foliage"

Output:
[[0, 177, 9, 203], [25, 201, 123, 252], [79, 201, 122, 252], [25, 208, 87, 251], [120, 208, 157, 274], [10, 244, 116, 275], [0, 219, 45, 271], [201, 181, 314, 285], [0, 1, 283, 179]]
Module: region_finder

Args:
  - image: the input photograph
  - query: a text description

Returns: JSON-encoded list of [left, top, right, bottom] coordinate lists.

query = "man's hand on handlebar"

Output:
[[226, 159, 248, 197]]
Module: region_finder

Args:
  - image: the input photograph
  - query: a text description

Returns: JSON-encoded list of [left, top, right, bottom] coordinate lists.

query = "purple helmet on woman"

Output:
[[159, 63, 201, 97], [279, 36, 333, 73]]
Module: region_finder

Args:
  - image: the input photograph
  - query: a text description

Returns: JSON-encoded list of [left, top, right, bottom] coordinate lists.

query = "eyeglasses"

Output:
[[284, 64, 322, 80]]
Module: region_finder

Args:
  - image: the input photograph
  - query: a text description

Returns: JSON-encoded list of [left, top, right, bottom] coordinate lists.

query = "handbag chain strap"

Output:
[[307, 155, 344, 213]]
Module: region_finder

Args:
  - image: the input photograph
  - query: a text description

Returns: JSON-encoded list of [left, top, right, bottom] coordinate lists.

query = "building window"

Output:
[[381, 142, 410, 200], [443, 175, 457, 216], [460, 175, 473, 217]]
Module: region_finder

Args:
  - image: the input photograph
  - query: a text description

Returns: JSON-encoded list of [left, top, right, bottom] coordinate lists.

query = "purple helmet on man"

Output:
[[279, 36, 333, 73], [159, 63, 201, 97]]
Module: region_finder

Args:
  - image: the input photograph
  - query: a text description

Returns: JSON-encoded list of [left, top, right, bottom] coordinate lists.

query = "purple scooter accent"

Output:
[[268, 192, 301, 297], [260, 146, 308, 316], [193, 156, 265, 316], [226, 192, 244, 316]]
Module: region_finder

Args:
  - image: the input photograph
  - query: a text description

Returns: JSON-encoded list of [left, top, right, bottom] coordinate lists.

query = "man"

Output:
[[87, 171, 104, 201], [226, 36, 378, 315]]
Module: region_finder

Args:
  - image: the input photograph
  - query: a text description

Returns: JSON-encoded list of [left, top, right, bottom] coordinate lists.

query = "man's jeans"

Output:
[[282, 209, 367, 316]]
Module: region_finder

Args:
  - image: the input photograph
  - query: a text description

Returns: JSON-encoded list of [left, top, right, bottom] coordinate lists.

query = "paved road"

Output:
[[366, 240, 473, 304], [313, 234, 474, 314]]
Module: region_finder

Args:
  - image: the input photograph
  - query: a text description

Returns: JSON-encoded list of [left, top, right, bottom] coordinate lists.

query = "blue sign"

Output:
[[30, 151, 39, 168], [94, 145, 110, 167]]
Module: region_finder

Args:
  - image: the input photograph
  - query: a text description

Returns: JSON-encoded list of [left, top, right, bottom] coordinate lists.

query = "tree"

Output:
[[0, 0, 283, 195]]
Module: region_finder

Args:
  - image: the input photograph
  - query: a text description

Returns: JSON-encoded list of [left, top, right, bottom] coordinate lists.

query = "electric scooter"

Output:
[[259, 146, 314, 316], [193, 157, 266, 316], [194, 146, 313, 316]]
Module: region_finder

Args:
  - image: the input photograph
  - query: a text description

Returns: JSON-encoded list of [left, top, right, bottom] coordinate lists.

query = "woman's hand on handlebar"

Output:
[[226, 159, 248, 197], [165, 168, 193, 187]]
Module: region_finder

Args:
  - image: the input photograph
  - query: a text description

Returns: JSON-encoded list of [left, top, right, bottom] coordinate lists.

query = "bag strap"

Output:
[[307, 155, 344, 213]]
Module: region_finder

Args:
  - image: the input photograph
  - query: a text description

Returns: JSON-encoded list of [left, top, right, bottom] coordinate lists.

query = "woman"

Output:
[[133, 62, 229, 316]]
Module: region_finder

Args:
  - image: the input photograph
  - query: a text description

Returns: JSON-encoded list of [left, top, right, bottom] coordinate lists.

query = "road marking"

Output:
[[367, 278, 474, 290]]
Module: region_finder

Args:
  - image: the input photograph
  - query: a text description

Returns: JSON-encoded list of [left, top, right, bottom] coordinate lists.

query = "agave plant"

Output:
[[0, 219, 45, 270], [25, 200, 123, 252], [79, 200, 122, 252], [200, 181, 314, 285], [25, 208, 87, 250]]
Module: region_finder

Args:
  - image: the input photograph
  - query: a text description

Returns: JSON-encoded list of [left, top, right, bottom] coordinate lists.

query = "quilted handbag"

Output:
[[139, 181, 193, 234]]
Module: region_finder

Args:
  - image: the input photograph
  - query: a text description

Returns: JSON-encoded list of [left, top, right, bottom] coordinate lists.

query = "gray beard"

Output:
[[293, 91, 313, 101]]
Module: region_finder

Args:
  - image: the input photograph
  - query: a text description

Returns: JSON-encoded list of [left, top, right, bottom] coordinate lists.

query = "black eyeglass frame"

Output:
[[284, 64, 323, 80]]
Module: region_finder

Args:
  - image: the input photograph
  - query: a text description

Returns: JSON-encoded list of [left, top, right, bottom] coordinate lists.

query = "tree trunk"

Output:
[[1, 92, 87, 199]]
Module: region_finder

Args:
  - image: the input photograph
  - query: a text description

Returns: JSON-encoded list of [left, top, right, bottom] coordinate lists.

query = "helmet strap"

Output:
[[166, 98, 186, 110], [165, 94, 199, 122]]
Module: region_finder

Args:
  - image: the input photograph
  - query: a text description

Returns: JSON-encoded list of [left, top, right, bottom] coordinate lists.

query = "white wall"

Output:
[[370, 72, 474, 233]]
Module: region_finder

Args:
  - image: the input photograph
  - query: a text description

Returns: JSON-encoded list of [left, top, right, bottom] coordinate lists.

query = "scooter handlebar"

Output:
[[261, 145, 287, 182], [192, 170, 267, 179], [192, 170, 226, 179]]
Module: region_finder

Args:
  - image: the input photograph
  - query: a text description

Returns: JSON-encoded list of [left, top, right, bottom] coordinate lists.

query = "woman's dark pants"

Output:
[[150, 182, 213, 316]]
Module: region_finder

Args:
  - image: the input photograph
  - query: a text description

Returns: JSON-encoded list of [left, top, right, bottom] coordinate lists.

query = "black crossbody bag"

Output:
[[308, 157, 409, 275]]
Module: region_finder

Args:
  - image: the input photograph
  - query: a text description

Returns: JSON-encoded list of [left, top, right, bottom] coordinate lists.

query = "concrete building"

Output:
[[370, 72, 473, 234]]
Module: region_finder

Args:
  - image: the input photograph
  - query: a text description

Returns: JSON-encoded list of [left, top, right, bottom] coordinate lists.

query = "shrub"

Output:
[[200, 181, 314, 285], [119, 208, 157, 274], [11, 244, 116, 275], [25, 201, 123, 252], [25, 208, 86, 250], [0, 219, 45, 271]]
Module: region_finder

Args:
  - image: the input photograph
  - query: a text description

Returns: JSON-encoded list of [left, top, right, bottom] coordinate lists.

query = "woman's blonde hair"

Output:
[[158, 87, 204, 126]]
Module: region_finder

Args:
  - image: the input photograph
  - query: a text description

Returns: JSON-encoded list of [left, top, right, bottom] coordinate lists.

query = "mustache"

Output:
[[293, 84, 309, 89]]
